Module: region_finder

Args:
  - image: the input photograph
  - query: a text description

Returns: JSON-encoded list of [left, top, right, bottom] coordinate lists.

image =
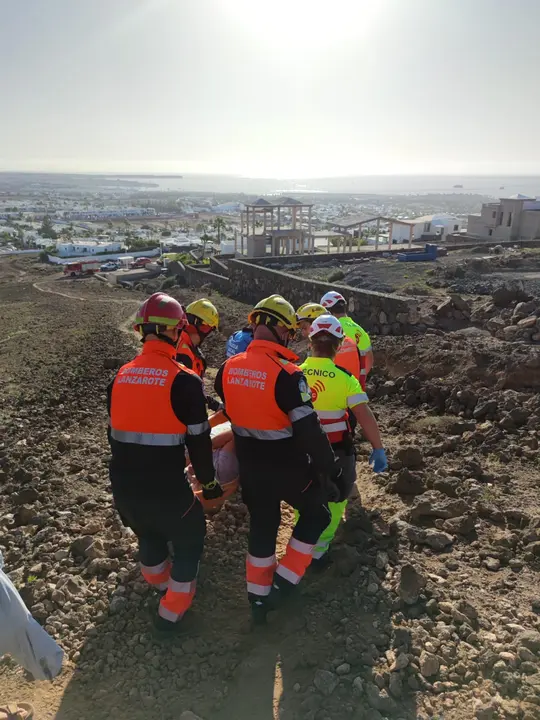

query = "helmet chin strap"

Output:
[[268, 322, 288, 347]]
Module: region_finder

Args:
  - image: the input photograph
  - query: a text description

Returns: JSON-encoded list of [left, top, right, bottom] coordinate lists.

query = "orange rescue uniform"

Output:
[[335, 336, 367, 390]]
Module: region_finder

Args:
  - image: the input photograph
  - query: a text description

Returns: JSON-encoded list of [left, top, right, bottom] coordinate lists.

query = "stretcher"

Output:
[[187, 414, 239, 513]]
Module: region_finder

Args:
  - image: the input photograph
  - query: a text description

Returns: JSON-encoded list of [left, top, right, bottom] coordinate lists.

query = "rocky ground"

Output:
[[288, 247, 540, 302], [1, 255, 540, 720]]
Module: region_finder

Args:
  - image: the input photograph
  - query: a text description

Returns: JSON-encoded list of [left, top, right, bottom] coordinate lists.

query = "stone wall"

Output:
[[228, 259, 419, 335], [210, 256, 229, 275], [250, 247, 419, 268], [184, 264, 232, 293]]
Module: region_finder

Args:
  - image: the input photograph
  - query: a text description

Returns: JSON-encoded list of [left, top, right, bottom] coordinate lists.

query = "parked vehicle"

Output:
[[129, 257, 152, 269], [99, 261, 119, 272], [63, 260, 100, 277]]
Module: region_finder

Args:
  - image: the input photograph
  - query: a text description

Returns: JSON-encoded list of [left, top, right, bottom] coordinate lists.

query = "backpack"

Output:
[[226, 329, 253, 358]]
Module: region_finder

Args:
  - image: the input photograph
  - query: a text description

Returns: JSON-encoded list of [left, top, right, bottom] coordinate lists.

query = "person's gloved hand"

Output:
[[316, 471, 338, 502], [206, 395, 223, 412], [201, 480, 224, 501], [331, 468, 348, 502], [369, 448, 388, 473]]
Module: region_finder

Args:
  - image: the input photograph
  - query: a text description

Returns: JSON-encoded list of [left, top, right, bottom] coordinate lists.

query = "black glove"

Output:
[[332, 468, 348, 503], [201, 479, 223, 501], [318, 471, 341, 503], [206, 395, 223, 412]]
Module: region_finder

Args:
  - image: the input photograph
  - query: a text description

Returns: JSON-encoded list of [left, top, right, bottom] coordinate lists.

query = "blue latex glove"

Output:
[[369, 448, 388, 473]]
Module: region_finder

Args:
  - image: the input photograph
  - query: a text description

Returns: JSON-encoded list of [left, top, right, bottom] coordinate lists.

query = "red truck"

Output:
[[63, 260, 101, 277], [129, 257, 152, 269]]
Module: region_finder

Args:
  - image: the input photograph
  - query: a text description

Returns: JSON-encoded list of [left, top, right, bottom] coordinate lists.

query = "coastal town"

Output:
[[3, 172, 539, 268]]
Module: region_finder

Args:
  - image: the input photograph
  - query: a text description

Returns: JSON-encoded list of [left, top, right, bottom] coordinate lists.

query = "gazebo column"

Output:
[[375, 217, 380, 251], [388, 221, 393, 250], [408, 224, 413, 249]]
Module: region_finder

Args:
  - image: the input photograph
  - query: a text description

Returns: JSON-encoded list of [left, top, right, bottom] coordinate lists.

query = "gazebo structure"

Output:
[[332, 214, 416, 250], [236, 197, 314, 257]]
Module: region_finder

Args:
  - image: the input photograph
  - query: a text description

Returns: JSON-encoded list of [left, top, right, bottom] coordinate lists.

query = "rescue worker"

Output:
[[107, 292, 222, 633], [215, 295, 340, 624], [176, 298, 221, 410], [320, 291, 374, 383], [226, 324, 254, 358], [300, 314, 388, 563], [297, 303, 366, 388]]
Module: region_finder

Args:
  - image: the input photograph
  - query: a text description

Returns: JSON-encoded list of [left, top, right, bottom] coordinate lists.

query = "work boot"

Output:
[[309, 553, 333, 573], [250, 600, 270, 627], [152, 612, 195, 638], [267, 574, 296, 610]]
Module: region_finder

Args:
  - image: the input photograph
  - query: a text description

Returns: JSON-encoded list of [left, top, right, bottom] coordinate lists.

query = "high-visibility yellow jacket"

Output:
[[339, 316, 372, 356], [299, 357, 367, 444]]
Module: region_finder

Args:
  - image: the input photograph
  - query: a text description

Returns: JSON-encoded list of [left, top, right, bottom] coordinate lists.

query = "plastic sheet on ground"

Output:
[[0, 551, 64, 681]]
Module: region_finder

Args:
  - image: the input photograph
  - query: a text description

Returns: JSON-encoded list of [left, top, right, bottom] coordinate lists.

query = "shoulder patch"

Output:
[[298, 376, 311, 403]]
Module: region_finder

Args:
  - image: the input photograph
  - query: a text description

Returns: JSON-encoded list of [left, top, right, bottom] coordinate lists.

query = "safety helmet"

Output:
[[308, 314, 344, 340], [134, 293, 187, 332], [320, 291, 346, 310], [296, 303, 326, 323], [248, 295, 297, 331], [185, 298, 219, 331]]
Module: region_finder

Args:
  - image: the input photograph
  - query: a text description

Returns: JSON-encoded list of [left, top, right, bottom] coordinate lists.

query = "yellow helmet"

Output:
[[248, 295, 297, 330], [296, 303, 326, 323], [185, 298, 219, 329]]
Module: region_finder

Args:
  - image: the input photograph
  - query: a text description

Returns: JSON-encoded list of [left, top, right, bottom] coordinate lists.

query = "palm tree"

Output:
[[213, 216, 226, 244], [200, 233, 213, 259]]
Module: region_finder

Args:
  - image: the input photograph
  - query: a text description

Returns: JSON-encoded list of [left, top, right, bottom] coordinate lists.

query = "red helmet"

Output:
[[134, 293, 187, 331]]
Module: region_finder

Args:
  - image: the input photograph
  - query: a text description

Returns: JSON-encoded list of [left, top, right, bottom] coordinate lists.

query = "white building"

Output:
[[56, 239, 124, 257], [390, 214, 462, 243]]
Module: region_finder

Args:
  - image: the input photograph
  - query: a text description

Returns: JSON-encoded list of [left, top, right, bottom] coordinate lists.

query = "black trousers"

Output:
[[111, 477, 206, 584], [240, 464, 331, 559]]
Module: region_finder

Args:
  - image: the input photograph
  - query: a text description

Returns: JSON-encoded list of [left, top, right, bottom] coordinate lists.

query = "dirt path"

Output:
[[2, 256, 540, 720]]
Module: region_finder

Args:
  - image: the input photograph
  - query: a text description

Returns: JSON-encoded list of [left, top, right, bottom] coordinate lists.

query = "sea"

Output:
[[114, 174, 540, 198]]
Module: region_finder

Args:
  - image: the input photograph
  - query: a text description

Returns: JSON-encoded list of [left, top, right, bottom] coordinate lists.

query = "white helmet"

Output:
[[320, 291, 346, 310], [308, 314, 344, 340]]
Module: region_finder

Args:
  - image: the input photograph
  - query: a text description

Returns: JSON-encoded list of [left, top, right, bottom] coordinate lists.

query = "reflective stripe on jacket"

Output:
[[221, 340, 300, 440], [110, 339, 197, 446], [300, 357, 367, 443]]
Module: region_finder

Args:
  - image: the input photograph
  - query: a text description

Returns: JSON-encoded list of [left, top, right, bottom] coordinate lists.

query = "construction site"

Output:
[[2, 250, 540, 720]]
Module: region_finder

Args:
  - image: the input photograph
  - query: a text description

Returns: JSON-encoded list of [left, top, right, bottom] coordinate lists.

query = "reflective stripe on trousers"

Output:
[[110, 428, 185, 446], [141, 560, 170, 589], [275, 537, 314, 586], [313, 499, 348, 558], [232, 425, 293, 440], [159, 579, 197, 623], [246, 553, 276, 596]]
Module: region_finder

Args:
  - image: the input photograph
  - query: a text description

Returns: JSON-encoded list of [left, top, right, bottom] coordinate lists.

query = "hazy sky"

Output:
[[1, 0, 539, 177]]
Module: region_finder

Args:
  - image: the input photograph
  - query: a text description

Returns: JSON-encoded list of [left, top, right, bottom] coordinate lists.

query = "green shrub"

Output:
[[160, 276, 178, 290], [328, 269, 345, 283]]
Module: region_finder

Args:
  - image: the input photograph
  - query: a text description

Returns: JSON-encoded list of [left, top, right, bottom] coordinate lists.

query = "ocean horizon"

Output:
[[107, 173, 540, 197], [1, 171, 540, 198]]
